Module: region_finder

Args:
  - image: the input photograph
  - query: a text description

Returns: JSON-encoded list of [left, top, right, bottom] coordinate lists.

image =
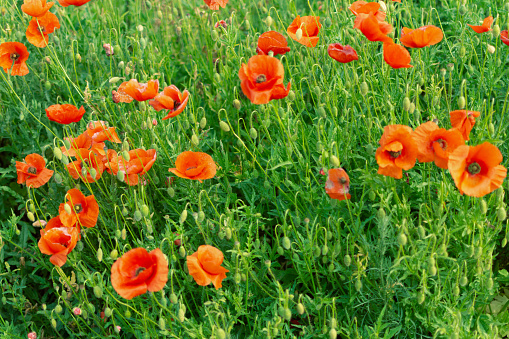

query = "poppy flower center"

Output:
[[186, 166, 197, 171], [74, 204, 83, 213], [10, 53, 20, 62], [467, 162, 481, 175], [339, 177, 347, 184], [174, 101, 181, 109], [27, 166, 37, 174], [80, 159, 89, 168], [388, 150, 402, 158], [39, 26, 46, 34], [256, 74, 267, 83], [436, 138, 447, 150], [134, 266, 146, 277]]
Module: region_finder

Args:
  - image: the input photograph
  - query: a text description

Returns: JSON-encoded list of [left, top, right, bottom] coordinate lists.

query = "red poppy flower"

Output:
[[58, 0, 91, 6], [112, 81, 134, 103], [449, 110, 480, 141], [348, 1, 386, 22], [325, 168, 351, 201], [400, 25, 443, 48], [61, 133, 104, 157], [501, 31, 509, 46], [448, 142, 507, 197], [287, 15, 322, 47], [383, 42, 412, 68], [375, 125, 418, 179], [354, 13, 393, 43], [412, 121, 465, 169], [26, 11, 60, 48], [238, 55, 291, 105], [101, 149, 118, 174], [38, 216, 79, 267], [149, 85, 190, 120], [21, 0, 54, 17], [86, 121, 121, 144], [468, 16, 493, 34], [203, 0, 228, 10], [120, 79, 159, 102], [58, 188, 99, 228], [327, 43, 358, 63], [46, 104, 85, 124], [0, 42, 29, 76], [111, 248, 168, 300], [16, 153, 53, 188], [187, 245, 229, 289], [257, 31, 291, 56], [214, 20, 227, 29], [106, 149, 157, 185], [168, 151, 216, 182], [66, 149, 104, 183]]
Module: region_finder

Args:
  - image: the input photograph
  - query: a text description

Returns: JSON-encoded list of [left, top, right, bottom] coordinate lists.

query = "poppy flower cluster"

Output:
[[113, 80, 190, 120], [38, 188, 99, 267], [375, 109, 507, 197]]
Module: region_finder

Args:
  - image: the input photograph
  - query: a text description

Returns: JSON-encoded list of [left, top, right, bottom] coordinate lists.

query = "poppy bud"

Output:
[[27, 212, 35, 222], [220, 121, 230, 132], [296, 28, 303, 41], [179, 209, 188, 224], [417, 290, 425, 304], [97, 247, 103, 262], [287, 90, 296, 101], [344, 254, 351, 266], [179, 246, 186, 258], [199, 117, 207, 129], [322, 244, 329, 256], [355, 279, 362, 291], [178, 308, 185, 322], [191, 134, 199, 146], [329, 329, 337, 339], [168, 187, 175, 197], [459, 275, 468, 287], [403, 97, 410, 111], [397, 233, 407, 246], [377, 208, 386, 219], [487, 44, 496, 54], [211, 29, 219, 41], [330, 155, 340, 167], [502, 237, 507, 247], [53, 147, 63, 160], [90, 168, 98, 179], [497, 207, 507, 222], [360, 82, 369, 96], [458, 96, 466, 109], [51, 318, 57, 329], [134, 210, 142, 221], [214, 73, 221, 83], [408, 103, 416, 114], [170, 293, 178, 304], [55, 304, 63, 313], [116, 171, 125, 182], [281, 236, 291, 250], [64, 203, 72, 215], [493, 24, 501, 36]]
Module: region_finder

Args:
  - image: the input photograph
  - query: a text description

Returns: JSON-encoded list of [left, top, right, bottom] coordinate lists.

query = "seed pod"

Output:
[[296, 303, 305, 315], [97, 247, 103, 262], [282, 236, 291, 250], [110, 249, 118, 260], [55, 304, 63, 313], [219, 121, 230, 132], [497, 207, 506, 222], [93, 285, 103, 298], [458, 96, 466, 109], [329, 329, 337, 339], [360, 82, 369, 96], [459, 276, 468, 287]]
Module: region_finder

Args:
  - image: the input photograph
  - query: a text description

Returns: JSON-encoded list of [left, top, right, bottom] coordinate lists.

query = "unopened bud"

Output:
[[191, 134, 199, 146], [211, 29, 219, 41], [55, 304, 62, 313], [27, 212, 35, 222], [287, 90, 296, 101], [403, 97, 410, 111], [282, 236, 291, 250], [219, 121, 230, 132], [134, 210, 142, 221], [458, 96, 466, 109], [233, 99, 241, 110], [179, 246, 186, 258], [53, 147, 62, 160], [117, 171, 125, 182], [296, 302, 305, 314], [200, 117, 207, 129], [64, 203, 72, 215], [487, 44, 496, 54], [296, 28, 303, 41], [96, 247, 103, 262], [497, 207, 506, 222], [360, 82, 369, 96], [180, 209, 188, 224]]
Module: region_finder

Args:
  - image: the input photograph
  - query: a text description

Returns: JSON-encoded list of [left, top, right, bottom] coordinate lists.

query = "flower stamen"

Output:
[[468, 162, 481, 175], [256, 74, 267, 83]]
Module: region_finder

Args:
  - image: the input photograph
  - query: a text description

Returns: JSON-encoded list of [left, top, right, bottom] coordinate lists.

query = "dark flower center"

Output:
[[186, 166, 197, 171], [74, 204, 83, 214], [256, 74, 267, 83], [10, 53, 20, 62], [467, 162, 481, 175], [436, 138, 447, 150], [80, 159, 89, 168], [388, 150, 402, 158], [174, 101, 181, 109], [339, 177, 347, 184], [134, 267, 146, 277], [39, 26, 46, 34], [27, 166, 37, 174]]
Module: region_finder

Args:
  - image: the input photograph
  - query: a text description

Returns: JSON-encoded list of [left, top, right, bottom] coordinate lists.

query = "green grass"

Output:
[[1, 0, 509, 337]]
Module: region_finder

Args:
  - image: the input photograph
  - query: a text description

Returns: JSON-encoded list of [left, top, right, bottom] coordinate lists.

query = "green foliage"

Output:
[[1, 0, 509, 337]]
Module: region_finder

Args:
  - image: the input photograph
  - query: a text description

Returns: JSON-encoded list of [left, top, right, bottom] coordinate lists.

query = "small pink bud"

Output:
[[116, 326, 121, 333], [28, 332, 37, 339], [174, 232, 181, 246], [319, 168, 326, 176], [152, 118, 158, 126], [73, 307, 82, 315], [32, 220, 47, 227], [103, 43, 114, 56]]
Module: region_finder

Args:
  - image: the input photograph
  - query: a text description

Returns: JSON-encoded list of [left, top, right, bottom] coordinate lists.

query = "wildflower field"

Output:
[[2, 0, 509, 337]]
